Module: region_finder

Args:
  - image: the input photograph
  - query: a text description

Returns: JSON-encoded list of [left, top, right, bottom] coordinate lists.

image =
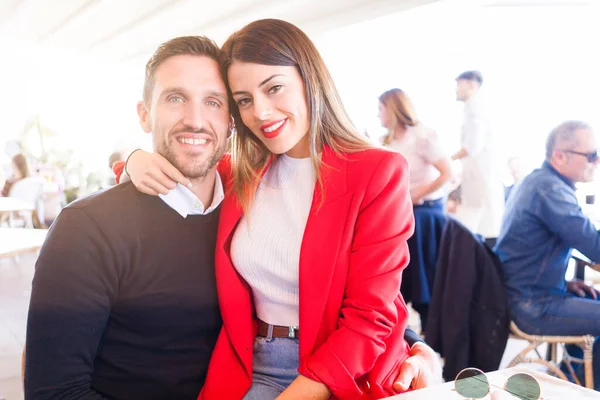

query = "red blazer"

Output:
[[200, 146, 414, 400]]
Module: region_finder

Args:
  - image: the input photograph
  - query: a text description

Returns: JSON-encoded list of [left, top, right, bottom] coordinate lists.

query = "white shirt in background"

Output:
[[457, 93, 505, 238], [388, 123, 447, 201], [230, 154, 315, 327]]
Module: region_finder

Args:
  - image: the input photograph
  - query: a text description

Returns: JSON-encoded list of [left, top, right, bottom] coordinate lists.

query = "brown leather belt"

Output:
[[257, 320, 300, 339]]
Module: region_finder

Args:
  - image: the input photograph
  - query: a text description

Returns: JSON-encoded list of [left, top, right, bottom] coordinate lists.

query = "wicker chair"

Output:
[[508, 321, 595, 389]]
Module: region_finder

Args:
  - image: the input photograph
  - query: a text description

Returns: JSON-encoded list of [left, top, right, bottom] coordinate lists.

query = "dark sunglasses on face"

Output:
[[559, 149, 599, 163]]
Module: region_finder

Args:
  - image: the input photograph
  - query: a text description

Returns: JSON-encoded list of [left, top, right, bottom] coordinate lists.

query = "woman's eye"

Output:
[[269, 85, 282, 94], [237, 98, 251, 106]]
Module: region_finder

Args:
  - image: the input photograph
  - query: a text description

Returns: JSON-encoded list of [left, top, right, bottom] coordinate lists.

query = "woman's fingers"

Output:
[[158, 157, 191, 188]]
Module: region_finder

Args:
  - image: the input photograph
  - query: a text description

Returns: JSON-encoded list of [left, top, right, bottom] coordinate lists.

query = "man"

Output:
[[451, 70, 504, 239], [25, 36, 440, 399], [494, 120, 600, 389]]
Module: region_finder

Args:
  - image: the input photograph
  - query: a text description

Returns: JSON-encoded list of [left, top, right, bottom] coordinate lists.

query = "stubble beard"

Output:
[[157, 135, 227, 180]]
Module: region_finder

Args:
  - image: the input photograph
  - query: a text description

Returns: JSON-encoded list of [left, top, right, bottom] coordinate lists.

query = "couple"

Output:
[[25, 19, 440, 400]]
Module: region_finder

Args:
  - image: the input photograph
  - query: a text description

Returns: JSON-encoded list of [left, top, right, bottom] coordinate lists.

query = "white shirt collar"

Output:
[[158, 172, 224, 218]]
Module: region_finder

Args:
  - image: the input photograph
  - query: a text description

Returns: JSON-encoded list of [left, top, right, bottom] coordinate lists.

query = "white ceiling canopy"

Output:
[[0, 0, 440, 64]]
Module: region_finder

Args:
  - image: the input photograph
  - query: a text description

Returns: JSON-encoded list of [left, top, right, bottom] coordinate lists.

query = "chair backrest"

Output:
[[9, 177, 45, 222]]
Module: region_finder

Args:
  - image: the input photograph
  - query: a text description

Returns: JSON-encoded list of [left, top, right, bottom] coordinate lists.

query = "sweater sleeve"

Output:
[[298, 151, 414, 399], [25, 208, 118, 399], [404, 328, 424, 347]]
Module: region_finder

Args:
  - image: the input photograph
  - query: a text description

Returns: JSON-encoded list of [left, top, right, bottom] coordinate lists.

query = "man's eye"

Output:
[[206, 100, 219, 108], [168, 96, 184, 103]]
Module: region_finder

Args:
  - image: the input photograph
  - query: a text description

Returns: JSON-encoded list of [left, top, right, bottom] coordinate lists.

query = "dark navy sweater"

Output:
[[25, 183, 221, 400]]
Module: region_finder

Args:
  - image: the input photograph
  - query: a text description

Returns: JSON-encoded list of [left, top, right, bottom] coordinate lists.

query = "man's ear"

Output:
[[552, 149, 567, 166], [137, 101, 151, 133]]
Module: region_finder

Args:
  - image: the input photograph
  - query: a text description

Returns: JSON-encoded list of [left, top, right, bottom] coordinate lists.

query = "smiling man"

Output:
[[24, 36, 230, 400]]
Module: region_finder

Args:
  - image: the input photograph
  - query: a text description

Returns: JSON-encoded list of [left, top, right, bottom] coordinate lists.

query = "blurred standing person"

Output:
[[1, 153, 30, 196], [451, 71, 504, 240], [380, 88, 452, 333]]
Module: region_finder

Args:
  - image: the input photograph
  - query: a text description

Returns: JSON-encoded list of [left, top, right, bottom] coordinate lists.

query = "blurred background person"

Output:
[[379, 88, 452, 334], [451, 70, 504, 241], [1, 153, 30, 197], [505, 156, 528, 201]]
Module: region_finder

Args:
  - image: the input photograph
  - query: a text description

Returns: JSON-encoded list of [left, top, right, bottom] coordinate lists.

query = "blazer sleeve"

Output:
[[112, 161, 125, 184], [299, 151, 415, 398]]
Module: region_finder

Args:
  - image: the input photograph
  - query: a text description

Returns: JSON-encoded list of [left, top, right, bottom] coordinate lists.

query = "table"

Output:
[[0, 228, 48, 258], [385, 367, 599, 399], [572, 250, 600, 281], [0, 197, 35, 213]]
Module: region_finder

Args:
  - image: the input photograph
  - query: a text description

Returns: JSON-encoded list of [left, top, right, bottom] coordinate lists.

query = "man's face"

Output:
[[137, 55, 229, 179], [556, 128, 600, 183], [456, 79, 474, 102]]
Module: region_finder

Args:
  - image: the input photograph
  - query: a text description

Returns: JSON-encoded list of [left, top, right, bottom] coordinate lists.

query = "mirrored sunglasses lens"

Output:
[[455, 368, 489, 399], [505, 373, 541, 400]]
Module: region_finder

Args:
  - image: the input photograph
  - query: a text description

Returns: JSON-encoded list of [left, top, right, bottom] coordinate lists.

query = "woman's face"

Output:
[[378, 102, 392, 129], [12, 161, 22, 179], [229, 61, 310, 158]]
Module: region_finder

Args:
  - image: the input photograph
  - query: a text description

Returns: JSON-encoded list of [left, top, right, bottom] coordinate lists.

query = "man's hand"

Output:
[[393, 341, 443, 392], [567, 279, 600, 299]]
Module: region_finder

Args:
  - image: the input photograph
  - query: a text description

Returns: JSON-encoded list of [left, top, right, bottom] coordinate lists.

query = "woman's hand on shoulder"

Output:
[[125, 150, 191, 196]]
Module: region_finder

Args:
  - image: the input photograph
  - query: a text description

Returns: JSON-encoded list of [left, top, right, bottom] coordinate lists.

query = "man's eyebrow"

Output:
[[232, 74, 285, 96], [206, 91, 227, 101], [159, 87, 227, 101], [160, 87, 186, 96]]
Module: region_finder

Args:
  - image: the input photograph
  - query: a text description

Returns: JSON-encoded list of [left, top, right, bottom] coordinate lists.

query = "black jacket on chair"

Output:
[[426, 217, 509, 381]]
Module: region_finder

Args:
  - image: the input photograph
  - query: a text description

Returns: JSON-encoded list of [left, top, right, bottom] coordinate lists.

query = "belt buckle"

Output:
[[288, 326, 298, 339]]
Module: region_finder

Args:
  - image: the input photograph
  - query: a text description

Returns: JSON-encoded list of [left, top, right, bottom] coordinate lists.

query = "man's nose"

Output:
[[182, 102, 207, 129]]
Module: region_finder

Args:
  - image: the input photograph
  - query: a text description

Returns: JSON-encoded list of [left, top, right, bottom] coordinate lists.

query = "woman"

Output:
[[379, 89, 452, 334], [122, 20, 414, 399], [2, 153, 30, 196]]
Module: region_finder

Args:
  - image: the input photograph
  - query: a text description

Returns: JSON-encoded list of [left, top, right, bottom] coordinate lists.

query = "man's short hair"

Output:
[[143, 36, 221, 105], [456, 70, 483, 86], [545, 120, 591, 160]]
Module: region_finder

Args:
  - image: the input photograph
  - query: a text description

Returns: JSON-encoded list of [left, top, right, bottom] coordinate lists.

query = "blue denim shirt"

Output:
[[494, 161, 600, 305]]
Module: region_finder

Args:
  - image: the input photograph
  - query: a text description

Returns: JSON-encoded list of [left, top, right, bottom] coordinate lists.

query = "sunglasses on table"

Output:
[[453, 367, 558, 400], [558, 149, 599, 163]]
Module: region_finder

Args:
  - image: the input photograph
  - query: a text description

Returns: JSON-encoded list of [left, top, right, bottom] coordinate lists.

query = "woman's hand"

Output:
[[125, 150, 191, 196], [393, 341, 443, 391]]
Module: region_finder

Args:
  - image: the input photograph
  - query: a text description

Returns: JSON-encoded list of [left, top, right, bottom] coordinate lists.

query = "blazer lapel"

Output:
[[299, 147, 353, 357], [215, 157, 274, 380]]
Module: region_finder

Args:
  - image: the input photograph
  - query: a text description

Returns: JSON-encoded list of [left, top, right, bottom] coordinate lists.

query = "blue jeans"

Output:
[[243, 337, 300, 400], [510, 293, 600, 390]]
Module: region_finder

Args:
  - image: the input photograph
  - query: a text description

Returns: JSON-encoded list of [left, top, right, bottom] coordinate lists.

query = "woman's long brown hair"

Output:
[[220, 19, 374, 213], [379, 89, 418, 146]]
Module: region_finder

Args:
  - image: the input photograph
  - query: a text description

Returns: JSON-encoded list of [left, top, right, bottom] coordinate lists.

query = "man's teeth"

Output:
[[178, 138, 207, 145], [264, 120, 285, 133]]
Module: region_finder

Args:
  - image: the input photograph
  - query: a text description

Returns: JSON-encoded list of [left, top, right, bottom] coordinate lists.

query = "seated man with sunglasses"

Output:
[[494, 120, 600, 390]]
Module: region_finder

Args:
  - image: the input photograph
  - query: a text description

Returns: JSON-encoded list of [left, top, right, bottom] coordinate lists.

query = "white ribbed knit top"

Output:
[[230, 154, 315, 327]]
